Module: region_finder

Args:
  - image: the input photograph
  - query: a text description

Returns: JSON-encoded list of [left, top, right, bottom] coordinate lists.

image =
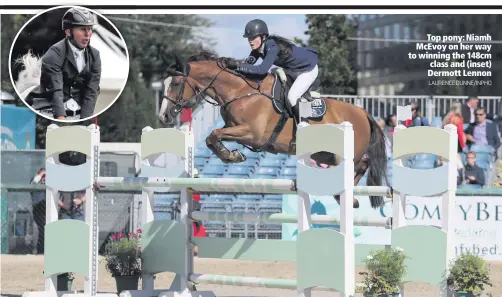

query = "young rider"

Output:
[[227, 19, 319, 126]]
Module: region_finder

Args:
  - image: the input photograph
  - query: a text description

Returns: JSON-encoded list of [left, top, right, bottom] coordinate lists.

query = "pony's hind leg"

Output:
[[205, 124, 254, 164], [354, 156, 370, 186], [310, 151, 361, 208], [340, 156, 370, 209]]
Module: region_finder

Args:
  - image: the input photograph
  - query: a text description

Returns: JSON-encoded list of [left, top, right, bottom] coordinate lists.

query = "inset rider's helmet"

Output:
[[62, 7, 98, 31], [243, 19, 269, 39]]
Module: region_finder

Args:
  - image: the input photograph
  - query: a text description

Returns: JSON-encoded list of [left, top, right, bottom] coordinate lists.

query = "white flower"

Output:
[[366, 255, 373, 260], [395, 247, 404, 253]]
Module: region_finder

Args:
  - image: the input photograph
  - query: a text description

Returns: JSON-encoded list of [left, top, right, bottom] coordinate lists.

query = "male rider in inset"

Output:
[[39, 7, 102, 120]]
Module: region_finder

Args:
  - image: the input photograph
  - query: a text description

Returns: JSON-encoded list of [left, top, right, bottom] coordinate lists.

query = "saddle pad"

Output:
[[271, 74, 327, 119]]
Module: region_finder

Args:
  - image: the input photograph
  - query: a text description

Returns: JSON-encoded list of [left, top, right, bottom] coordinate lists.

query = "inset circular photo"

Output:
[[9, 5, 130, 122]]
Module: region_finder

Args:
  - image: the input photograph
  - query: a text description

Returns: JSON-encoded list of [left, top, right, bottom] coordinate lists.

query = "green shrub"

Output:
[[447, 252, 492, 295], [359, 247, 408, 296]]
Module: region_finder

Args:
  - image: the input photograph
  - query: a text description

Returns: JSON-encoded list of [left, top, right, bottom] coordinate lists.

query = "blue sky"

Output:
[[199, 14, 308, 58]]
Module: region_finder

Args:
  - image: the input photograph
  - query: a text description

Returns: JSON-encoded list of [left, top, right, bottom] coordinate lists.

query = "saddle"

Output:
[[269, 67, 327, 120], [23, 85, 82, 119]]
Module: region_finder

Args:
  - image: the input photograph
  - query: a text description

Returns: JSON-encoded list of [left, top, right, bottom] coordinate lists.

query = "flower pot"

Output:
[[57, 273, 74, 291], [454, 291, 481, 297], [114, 275, 140, 293], [363, 293, 400, 297], [363, 288, 401, 297]]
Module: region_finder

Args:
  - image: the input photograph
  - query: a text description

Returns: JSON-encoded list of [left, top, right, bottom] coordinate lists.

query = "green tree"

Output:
[[296, 14, 358, 95], [98, 60, 156, 143], [97, 14, 216, 142], [106, 14, 215, 87], [1, 14, 30, 98]]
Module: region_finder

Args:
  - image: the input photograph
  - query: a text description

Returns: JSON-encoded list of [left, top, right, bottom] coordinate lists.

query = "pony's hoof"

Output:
[[353, 199, 360, 208], [230, 150, 246, 163]]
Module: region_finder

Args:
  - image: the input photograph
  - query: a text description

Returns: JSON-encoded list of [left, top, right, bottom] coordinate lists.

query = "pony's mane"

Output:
[[187, 51, 220, 62], [187, 51, 241, 63], [187, 50, 267, 82], [14, 50, 42, 94]]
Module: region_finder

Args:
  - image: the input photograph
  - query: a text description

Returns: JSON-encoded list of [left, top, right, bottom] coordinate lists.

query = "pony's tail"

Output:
[[365, 112, 390, 209], [15, 50, 42, 95]]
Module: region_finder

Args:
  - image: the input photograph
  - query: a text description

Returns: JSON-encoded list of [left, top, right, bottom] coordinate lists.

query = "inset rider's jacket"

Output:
[[36, 38, 101, 118]]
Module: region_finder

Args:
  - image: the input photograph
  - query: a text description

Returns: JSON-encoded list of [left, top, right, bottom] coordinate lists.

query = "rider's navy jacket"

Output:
[[37, 38, 101, 118], [237, 38, 318, 75]]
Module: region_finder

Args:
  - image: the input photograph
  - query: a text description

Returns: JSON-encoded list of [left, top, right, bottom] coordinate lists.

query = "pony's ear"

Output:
[[162, 53, 186, 77], [166, 68, 183, 77], [174, 53, 190, 76], [160, 53, 174, 67]]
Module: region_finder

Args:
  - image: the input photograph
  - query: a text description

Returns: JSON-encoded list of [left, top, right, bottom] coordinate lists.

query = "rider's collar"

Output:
[[258, 40, 265, 54], [67, 38, 86, 54]]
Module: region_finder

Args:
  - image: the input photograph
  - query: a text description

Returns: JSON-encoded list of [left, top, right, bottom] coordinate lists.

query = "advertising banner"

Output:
[[282, 194, 502, 260], [1, 105, 35, 150]]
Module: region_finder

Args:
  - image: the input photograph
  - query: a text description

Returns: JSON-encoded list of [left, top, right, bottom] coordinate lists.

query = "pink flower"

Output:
[[137, 229, 142, 234], [111, 234, 117, 240], [119, 232, 124, 238]]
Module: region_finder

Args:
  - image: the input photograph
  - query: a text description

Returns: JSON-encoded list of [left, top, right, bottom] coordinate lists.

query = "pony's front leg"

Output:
[[205, 124, 254, 164]]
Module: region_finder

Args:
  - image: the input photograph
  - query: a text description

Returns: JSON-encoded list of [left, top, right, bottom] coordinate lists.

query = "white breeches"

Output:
[[287, 64, 319, 107]]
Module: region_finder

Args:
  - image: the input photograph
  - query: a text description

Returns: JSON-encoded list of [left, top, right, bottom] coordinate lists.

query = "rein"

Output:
[[164, 58, 275, 115], [164, 56, 285, 153], [214, 58, 275, 112]]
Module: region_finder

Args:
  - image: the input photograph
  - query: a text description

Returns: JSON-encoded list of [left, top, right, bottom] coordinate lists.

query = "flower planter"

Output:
[[57, 273, 74, 291], [114, 275, 140, 293], [363, 292, 400, 297], [105, 231, 143, 293], [454, 291, 481, 297]]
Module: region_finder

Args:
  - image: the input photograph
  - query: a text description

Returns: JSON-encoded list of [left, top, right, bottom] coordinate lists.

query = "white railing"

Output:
[[188, 95, 501, 138]]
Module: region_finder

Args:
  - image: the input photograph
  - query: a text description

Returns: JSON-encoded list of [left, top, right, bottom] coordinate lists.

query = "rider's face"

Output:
[[66, 26, 93, 48], [248, 35, 262, 50]]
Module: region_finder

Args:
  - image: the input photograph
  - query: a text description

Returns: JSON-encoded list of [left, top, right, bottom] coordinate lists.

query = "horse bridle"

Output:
[[162, 61, 229, 120], [162, 57, 271, 120]]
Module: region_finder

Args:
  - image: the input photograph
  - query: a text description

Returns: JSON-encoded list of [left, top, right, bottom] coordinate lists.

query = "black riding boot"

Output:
[[292, 103, 301, 126]]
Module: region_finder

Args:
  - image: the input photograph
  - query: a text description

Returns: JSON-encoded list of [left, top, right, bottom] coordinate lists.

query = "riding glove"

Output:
[[226, 60, 239, 70]]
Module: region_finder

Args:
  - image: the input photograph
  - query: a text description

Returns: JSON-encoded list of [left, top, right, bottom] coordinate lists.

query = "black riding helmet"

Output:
[[243, 19, 269, 39], [61, 7, 98, 31]]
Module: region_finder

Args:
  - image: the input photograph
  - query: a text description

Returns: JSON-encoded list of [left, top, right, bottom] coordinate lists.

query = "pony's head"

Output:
[[158, 51, 244, 124], [158, 51, 219, 124]]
